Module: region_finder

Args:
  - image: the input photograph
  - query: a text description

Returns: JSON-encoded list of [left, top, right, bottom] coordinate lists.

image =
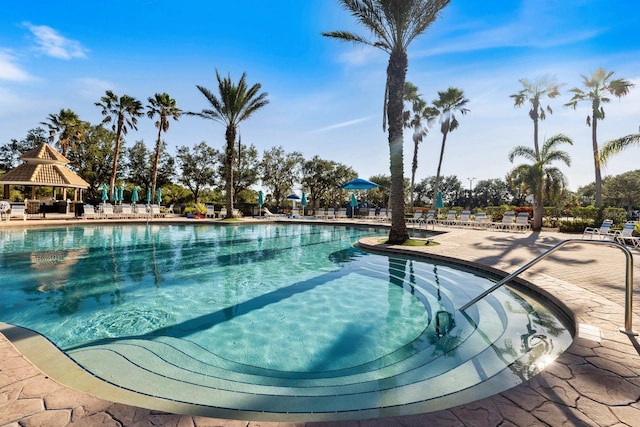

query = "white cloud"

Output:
[[22, 22, 88, 59], [0, 50, 32, 81], [73, 77, 117, 100], [312, 116, 374, 132]]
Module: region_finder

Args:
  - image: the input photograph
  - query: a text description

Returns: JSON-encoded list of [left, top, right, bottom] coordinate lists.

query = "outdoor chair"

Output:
[[8, 204, 27, 221], [407, 210, 423, 224], [616, 221, 639, 248], [326, 208, 335, 219], [451, 210, 471, 227], [336, 208, 347, 219], [493, 211, 516, 230], [471, 212, 491, 229], [439, 210, 457, 226], [582, 219, 617, 240], [101, 203, 116, 219], [205, 206, 216, 218], [513, 212, 531, 232], [83, 204, 98, 219]]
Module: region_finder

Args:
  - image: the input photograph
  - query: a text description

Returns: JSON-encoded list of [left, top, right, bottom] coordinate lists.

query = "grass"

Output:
[[378, 238, 439, 246]]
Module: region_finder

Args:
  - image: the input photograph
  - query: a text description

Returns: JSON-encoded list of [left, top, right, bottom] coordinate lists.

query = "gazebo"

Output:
[[0, 143, 89, 214]]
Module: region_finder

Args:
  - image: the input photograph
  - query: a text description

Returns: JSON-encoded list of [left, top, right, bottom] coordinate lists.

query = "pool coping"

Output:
[[2, 221, 640, 426]]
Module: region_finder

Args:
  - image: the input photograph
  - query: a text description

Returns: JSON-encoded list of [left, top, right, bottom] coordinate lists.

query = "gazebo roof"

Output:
[[0, 143, 89, 189]]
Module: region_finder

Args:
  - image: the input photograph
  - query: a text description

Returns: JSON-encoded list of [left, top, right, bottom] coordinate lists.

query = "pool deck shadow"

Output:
[[2, 218, 640, 426]]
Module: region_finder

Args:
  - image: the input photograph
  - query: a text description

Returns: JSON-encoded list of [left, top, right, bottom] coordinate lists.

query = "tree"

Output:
[[301, 156, 339, 214], [176, 142, 219, 203], [404, 81, 438, 211], [600, 131, 640, 164], [508, 134, 573, 231], [260, 146, 303, 209], [565, 68, 634, 207], [431, 87, 469, 209], [323, 0, 450, 244], [0, 128, 47, 172], [126, 140, 153, 190], [602, 170, 640, 213], [473, 178, 511, 207], [41, 108, 88, 158], [66, 125, 116, 204], [147, 93, 181, 199], [189, 70, 269, 218], [96, 90, 144, 200], [217, 141, 260, 201]]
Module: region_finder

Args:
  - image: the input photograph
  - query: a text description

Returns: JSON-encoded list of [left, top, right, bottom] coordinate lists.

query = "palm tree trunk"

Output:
[[109, 121, 124, 201], [432, 132, 448, 210], [151, 124, 162, 199], [410, 139, 419, 211], [386, 49, 408, 244], [225, 126, 236, 218], [592, 115, 602, 208]]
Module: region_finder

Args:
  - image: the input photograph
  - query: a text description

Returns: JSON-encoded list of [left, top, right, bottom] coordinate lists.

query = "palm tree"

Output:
[[95, 91, 144, 201], [565, 68, 634, 208], [323, 0, 450, 243], [431, 87, 469, 210], [404, 82, 438, 211], [510, 77, 563, 229], [600, 128, 640, 164], [189, 70, 269, 218], [508, 134, 573, 231], [41, 108, 87, 157], [147, 93, 181, 199]]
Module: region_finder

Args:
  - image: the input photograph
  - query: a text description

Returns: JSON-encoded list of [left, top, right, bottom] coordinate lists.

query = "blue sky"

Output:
[[1, 0, 639, 191]]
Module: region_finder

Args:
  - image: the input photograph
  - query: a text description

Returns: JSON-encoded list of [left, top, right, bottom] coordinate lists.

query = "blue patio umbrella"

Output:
[[157, 188, 162, 204], [436, 191, 444, 209], [350, 193, 358, 218], [286, 194, 300, 211], [101, 184, 108, 202], [146, 188, 151, 204], [339, 178, 380, 190], [131, 186, 139, 204]]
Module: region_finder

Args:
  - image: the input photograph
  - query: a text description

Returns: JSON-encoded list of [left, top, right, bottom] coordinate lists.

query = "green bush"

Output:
[[558, 220, 591, 233]]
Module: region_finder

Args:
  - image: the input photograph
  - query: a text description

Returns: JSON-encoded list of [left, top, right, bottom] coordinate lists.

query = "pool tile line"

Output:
[[2, 221, 640, 425]]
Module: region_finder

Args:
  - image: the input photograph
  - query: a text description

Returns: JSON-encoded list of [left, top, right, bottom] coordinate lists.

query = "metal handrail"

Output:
[[459, 239, 637, 336]]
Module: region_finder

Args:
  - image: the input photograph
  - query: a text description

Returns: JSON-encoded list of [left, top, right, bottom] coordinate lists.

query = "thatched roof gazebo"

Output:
[[0, 143, 89, 211]]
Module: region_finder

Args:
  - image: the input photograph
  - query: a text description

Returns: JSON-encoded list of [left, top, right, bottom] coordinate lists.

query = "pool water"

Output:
[[0, 223, 572, 420]]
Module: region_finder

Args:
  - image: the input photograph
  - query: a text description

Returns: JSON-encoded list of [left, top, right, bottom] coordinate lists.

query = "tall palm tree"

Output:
[[565, 68, 634, 208], [508, 134, 573, 231], [147, 93, 181, 199], [404, 82, 438, 211], [600, 129, 640, 164], [510, 77, 563, 229], [189, 70, 269, 218], [95, 90, 144, 201], [324, 0, 450, 244], [41, 108, 87, 157], [431, 87, 469, 210]]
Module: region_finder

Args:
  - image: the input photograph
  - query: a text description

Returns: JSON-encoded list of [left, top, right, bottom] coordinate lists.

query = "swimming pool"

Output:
[[0, 223, 572, 421]]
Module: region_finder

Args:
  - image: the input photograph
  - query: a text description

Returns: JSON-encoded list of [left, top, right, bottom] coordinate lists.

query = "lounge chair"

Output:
[[452, 210, 471, 227], [366, 209, 378, 221], [440, 210, 457, 226], [326, 208, 335, 219], [149, 204, 164, 218], [120, 204, 135, 219], [167, 204, 174, 214], [616, 221, 639, 248], [315, 208, 327, 219], [83, 205, 99, 219], [513, 212, 531, 231], [261, 207, 285, 218], [205, 205, 216, 218], [495, 211, 516, 230], [336, 208, 347, 219], [101, 203, 115, 219], [7, 204, 27, 221], [471, 212, 491, 229], [407, 210, 423, 224], [582, 219, 617, 240]]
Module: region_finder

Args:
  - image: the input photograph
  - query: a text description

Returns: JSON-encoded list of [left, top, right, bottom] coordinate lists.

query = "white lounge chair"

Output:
[[326, 208, 335, 219], [120, 204, 135, 219], [582, 219, 616, 240], [206, 206, 216, 218], [471, 212, 492, 229], [616, 221, 639, 248], [83, 205, 99, 219], [8, 204, 27, 221], [101, 203, 116, 219], [495, 211, 516, 230], [440, 210, 457, 226], [149, 204, 163, 218], [336, 208, 347, 219], [513, 212, 531, 231], [451, 210, 471, 227], [407, 210, 423, 224]]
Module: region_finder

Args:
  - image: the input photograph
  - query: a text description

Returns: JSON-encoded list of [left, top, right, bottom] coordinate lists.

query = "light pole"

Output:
[[467, 177, 476, 193]]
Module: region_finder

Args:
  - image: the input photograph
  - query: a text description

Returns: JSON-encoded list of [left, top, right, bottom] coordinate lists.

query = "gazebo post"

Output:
[[3, 184, 8, 199]]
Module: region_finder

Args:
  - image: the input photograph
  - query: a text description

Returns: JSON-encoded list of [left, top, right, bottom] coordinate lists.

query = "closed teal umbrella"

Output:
[[146, 188, 151, 204], [350, 193, 357, 218], [258, 190, 264, 216], [101, 184, 108, 202], [131, 186, 139, 203], [436, 191, 444, 209], [301, 192, 307, 215], [157, 188, 162, 204], [119, 186, 124, 203]]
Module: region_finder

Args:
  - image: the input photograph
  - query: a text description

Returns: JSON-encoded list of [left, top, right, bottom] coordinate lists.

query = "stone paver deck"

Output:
[[2, 217, 640, 426]]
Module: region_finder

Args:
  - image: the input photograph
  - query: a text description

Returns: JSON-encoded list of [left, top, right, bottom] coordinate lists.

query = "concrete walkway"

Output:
[[2, 219, 640, 426]]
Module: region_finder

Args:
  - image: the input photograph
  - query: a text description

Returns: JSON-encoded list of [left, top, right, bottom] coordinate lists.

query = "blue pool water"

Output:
[[0, 223, 572, 420]]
